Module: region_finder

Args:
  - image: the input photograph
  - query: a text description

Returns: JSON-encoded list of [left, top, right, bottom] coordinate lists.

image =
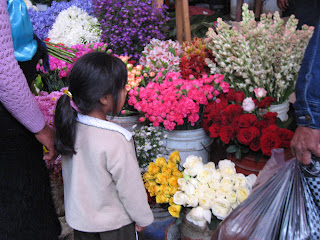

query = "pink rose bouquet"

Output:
[[128, 72, 229, 131]]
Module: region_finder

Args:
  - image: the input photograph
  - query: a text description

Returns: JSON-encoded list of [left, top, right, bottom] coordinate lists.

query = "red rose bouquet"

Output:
[[202, 88, 294, 159]]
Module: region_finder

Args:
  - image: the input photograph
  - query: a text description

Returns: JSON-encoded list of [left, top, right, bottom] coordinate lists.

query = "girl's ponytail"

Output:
[[54, 94, 77, 156]]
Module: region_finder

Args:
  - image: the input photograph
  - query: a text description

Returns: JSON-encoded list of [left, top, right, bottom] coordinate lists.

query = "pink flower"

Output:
[[254, 88, 268, 98]]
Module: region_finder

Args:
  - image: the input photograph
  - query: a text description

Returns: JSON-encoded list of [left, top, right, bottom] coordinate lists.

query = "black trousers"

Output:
[[0, 46, 61, 239], [74, 222, 136, 240]]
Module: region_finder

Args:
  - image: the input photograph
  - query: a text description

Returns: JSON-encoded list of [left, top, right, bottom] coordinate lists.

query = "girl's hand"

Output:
[[136, 225, 146, 232]]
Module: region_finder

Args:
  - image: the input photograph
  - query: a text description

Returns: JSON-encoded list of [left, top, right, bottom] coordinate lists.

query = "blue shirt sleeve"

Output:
[[7, 0, 37, 62], [294, 19, 320, 129]]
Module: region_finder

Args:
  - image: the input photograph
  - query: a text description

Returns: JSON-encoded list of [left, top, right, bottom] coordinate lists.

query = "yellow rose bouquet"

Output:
[[143, 151, 184, 218], [172, 155, 257, 229]]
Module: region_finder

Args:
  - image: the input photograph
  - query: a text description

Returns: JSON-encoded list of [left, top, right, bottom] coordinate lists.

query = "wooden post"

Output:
[[235, 0, 244, 22], [176, 0, 183, 43], [182, 0, 191, 42], [154, 0, 164, 8], [254, 0, 263, 19]]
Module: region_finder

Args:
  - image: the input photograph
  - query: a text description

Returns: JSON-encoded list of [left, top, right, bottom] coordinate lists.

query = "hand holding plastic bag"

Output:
[[211, 149, 310, 240]]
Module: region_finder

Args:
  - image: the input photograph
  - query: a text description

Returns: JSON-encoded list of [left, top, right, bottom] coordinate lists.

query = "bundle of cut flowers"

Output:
[[205, 4, 314, 104], [28, 0, 93, 40], [143, 151, 183, 217], [92, 0, 170, 60], [172, 155, 257, 229], [35, 42, 110, 93], [179, 37, 215, 80], [23, 0, 38, 10], [139, 39, 183, 74], [133, 124, 167, 169], [202, 87, 295, 159], [48, 6, 101, 46], [128, 72, 230, 131], [116, 56, 156, 116]]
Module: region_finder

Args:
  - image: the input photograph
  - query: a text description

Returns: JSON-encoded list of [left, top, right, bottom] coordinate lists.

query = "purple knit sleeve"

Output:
[[0, 2, 45, 133]]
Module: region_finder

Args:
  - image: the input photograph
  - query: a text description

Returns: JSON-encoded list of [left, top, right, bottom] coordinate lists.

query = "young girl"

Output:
[[54, 52, 154, 240]]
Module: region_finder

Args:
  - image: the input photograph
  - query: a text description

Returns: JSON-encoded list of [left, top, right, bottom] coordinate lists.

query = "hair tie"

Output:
[[64, 90, 73, 98]]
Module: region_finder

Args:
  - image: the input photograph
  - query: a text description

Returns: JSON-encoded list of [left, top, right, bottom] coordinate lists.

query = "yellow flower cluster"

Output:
[[143, 151, 183, 218]]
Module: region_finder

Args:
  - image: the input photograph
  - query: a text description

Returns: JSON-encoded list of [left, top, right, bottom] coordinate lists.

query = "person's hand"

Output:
[[291, 126, 320, 165], [277, 0, 289, 11], [35, 124, 58, 161], [136, 225, 146, 232]]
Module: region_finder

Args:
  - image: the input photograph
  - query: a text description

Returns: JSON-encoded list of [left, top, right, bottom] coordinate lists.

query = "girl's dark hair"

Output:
[[54, 52, 127, 156]]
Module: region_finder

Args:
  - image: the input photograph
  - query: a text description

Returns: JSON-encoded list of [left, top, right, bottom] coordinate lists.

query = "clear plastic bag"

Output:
[[211, 148, 314, 240]]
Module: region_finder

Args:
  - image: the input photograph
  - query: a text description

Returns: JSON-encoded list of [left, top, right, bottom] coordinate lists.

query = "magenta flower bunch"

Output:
[[128, 72, 229, 131], [36, 42, 110, 92], [34, 89, 65, 128], [92, 0, 170, 60]]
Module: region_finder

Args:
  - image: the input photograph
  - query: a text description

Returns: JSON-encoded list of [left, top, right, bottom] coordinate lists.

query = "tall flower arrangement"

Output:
[[28, 0, 93, 40], [205, 4, 314, 104], [48, 6, 101, 46], [128, 72, 230, 131], [139, 39, 183, 73], [92, 0, 170, 60]]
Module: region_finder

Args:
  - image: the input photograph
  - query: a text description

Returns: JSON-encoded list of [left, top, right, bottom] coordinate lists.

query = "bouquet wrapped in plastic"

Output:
[[211, 148, 320, 240]]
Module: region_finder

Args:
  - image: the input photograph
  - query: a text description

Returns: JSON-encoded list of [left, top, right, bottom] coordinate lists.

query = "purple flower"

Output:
[[29, 0, 93, 40], [92, 0, 170, 61]]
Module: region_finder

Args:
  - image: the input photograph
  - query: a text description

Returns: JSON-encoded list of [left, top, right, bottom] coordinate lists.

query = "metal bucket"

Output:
[[106, 115, 141, 133], [163, 128, 213, 165]]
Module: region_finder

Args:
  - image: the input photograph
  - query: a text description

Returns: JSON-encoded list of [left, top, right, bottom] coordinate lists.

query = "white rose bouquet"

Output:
[[173, 155, 257, 229], [205, 4, 314, 104]]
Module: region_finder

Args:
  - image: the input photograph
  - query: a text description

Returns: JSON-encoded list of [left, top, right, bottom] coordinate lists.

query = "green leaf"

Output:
[[235, 148, 242, 160], [226, 145, 237, 153], [175, 208, 184, 226], [208, 215, 222, 230]]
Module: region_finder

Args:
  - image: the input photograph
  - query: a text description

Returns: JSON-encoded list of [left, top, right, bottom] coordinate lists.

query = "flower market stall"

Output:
[[22, 0, 316, 239]]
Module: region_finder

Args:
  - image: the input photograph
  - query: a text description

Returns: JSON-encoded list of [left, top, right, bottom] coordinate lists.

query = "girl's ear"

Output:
[[99, 95, 109, 105]]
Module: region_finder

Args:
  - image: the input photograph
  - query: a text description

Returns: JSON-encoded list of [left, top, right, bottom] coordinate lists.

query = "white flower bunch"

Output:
[[48, 6, 101, 46], [206, 4, 314, 104], [139, 39, 183, 73], [132, 124, 168, 169], [173, 155, 257, 228], [23, 0, 38, 10]]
